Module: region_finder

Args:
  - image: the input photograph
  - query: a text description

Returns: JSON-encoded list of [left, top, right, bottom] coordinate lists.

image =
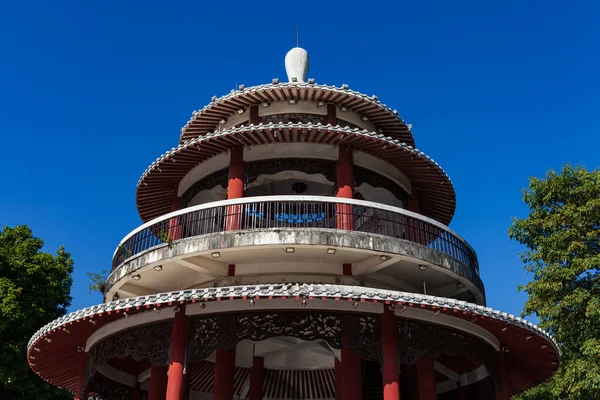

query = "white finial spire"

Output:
[[285, 46, 309, 83]]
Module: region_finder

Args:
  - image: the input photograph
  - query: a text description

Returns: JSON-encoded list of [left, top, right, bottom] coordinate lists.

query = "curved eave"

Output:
[[136, 123, 456, 224], [28, 285, 559, 393], [180, 83, 415, 146]]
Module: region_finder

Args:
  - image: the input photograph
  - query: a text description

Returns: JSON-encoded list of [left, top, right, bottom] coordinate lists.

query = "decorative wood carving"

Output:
[[84, 321, 172, 389], [396, 320, 497, 378], [180, 168, 229, 207], [187, 311, 380, 363], [261, 113, 325, 125], [246, 158, 337, 185]]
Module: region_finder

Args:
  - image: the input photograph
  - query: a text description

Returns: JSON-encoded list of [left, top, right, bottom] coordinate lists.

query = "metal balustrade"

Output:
[[112, 196, 479, 278]]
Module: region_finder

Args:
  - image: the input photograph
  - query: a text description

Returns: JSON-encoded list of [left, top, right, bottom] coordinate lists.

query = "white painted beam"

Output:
[[353, 255, 396, 275], [119, 282, 159, 297], [460, 365, 489, 387], [260, 339, 334, 359], [373, 273, 421, 293], [428, 281, 470, 298], [137, 368, 151, 383], [434, 360, 459, 381], [174, 256, 228, 278], [97, 364, 136, 387]]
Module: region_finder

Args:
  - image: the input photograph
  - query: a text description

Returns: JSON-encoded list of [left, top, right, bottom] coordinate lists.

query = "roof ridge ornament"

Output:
[[285, 47, 309, 84]]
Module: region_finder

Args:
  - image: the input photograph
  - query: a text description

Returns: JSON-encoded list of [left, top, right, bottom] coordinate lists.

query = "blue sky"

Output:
[[0, 1, 598, 322]]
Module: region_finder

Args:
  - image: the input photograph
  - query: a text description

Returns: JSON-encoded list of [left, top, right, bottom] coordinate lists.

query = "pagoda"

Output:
[[28, 47, 559, 400]]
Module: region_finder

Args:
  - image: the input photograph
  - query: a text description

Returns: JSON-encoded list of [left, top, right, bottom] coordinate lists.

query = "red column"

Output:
[[408, 193, 420, 213], [168, 190, 181, 241], [325, 103, 337, 125], [416, 357, 436, 400], [166, 305, 189, 400], [381, 307, 400, 400], [226, 147, 244, 231], [406, 193, 424, 245], [249, 356, 264, 400], [336, 145, 354, 231], [496, 349, 509, 400], [343, 263, 352, 276], [341, 348, 362, 400], [131, 381, 141, 400], [213, 348, 236, 400], [335, 357, 343, 400], [181, 368, 191, 400], [74, 351, 86, 400], [403, 364, 419, 400], [149, 366, 168, 400], [457, 384, 468, 400], [249, 105, 260, 125]]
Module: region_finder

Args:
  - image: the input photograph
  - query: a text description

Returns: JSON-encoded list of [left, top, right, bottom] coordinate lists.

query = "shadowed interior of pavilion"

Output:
[[87, 311, 498, 400]]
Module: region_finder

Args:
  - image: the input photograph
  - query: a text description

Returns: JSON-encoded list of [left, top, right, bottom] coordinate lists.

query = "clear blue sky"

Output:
[[1, 1, 598, 322]]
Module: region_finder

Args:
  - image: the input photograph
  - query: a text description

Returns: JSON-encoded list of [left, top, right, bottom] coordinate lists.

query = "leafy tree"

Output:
[[87, 270, 108, 294], [0, 225, 73, 400], [509, 165, 600, 399]]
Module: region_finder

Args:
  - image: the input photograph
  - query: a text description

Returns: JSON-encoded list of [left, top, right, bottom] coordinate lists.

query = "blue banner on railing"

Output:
[[245, 207, 326, 224], [274, 212, 326, 224]]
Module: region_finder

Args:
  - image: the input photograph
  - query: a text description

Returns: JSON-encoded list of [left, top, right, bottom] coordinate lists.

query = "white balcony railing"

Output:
[[112, 195, 480, 285]]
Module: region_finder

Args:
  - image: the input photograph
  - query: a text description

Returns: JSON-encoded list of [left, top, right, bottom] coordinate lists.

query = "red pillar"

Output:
[[457, 384, 468, 400], [336, 145, 354, 231], [406, 192, 424, 245], [226, 147, 244, 231], [325, 103, 337, 125], [343, 263, 352, 276], [228, 148, 244, 199], [149, 366, 168, 400], [166, 305, 189, 400], [335, 357, 343, 400], [408, 193, 420, 213], [403, 364, 419, 400], [249, 105, 260, 125], [131, 380, 141, 400], [213, 348, 236, 400], [341, 348, 362, 400], [168, 190, 181, 241], [496, 349, 509, 400], [416, 357, 436, 400], [249, 356, 264, 400], [74, 351, 86, 400], [181, 368, 191, 400], [381, 307, 400, 400]]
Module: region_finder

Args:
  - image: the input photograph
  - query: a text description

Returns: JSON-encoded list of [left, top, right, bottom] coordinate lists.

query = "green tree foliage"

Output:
[[0, 225, 73, 399], [509, 165, 600, 399], [87, 270, 108, 294]]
